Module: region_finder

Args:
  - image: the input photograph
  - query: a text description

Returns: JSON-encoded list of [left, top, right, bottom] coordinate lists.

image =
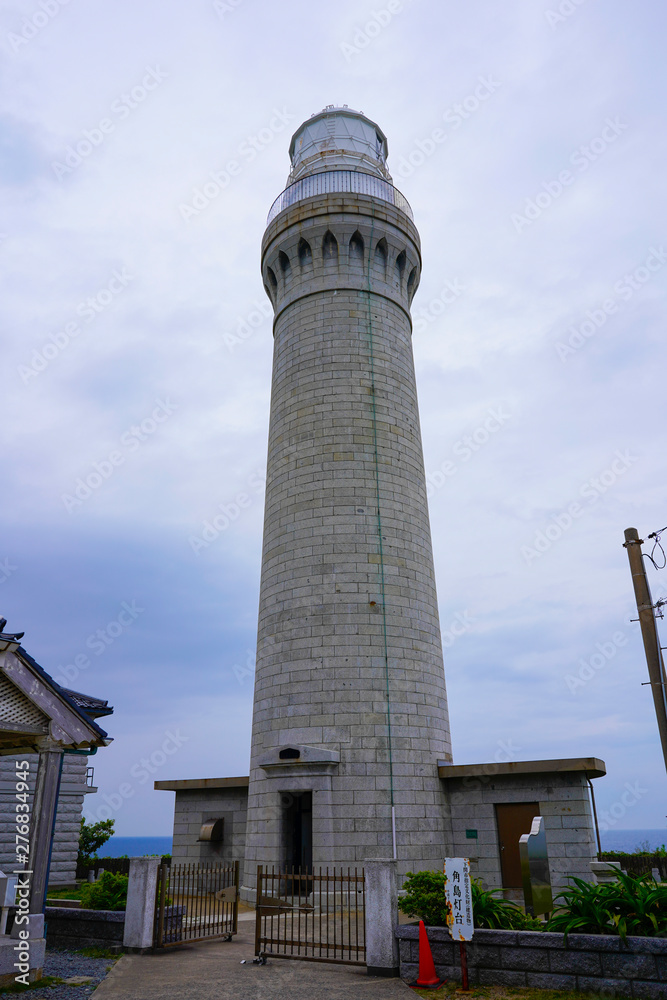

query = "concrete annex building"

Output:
[[158, 107, 605, 898]]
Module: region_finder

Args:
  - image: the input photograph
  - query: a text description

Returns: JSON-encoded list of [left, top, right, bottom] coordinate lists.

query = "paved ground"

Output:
[[93, 931, 411, 1000]]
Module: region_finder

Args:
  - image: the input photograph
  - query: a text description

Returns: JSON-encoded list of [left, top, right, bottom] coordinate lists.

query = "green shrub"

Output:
[[401, 870, 447, 927], [547, 870, 667, 940], [79, 871, 128, 912], [471, 880, 542, 931], [401, 870, 541, 931]]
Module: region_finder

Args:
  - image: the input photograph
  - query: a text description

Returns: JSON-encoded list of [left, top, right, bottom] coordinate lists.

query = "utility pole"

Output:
[[623, 527, 667, 774]]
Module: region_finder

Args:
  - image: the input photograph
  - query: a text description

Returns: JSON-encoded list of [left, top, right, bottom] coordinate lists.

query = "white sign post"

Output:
[[444, 857, 474, 990]]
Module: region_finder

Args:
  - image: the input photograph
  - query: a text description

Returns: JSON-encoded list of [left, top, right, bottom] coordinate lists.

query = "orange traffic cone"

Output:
[[409, 920, 446, 990]]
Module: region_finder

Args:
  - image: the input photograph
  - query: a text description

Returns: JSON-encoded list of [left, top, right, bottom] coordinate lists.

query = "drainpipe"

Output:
[[586, 777, 602, 858]]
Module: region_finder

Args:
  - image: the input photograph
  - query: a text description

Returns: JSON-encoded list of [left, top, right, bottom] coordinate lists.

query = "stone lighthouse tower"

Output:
[[243, 106, 453, 886]]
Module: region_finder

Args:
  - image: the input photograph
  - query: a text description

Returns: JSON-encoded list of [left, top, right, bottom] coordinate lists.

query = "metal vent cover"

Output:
[[198, 818, 224, 842]]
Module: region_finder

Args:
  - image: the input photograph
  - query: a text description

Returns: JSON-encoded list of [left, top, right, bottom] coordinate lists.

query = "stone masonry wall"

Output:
[[444, 771, 596, 894], [0, 754, 88, 885], [171, 787, 248, 867], [397, 925, 667, 999], [44, 907, 125, 951]]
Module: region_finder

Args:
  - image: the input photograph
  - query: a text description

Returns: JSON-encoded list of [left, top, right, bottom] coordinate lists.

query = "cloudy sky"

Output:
[[2, 0, 666, 839]]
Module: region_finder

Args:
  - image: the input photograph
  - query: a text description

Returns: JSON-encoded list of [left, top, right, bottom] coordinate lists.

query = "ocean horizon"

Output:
[[97, 829, 667, 858], [98, 836, 172, 857], [599, 828, 667, 853]]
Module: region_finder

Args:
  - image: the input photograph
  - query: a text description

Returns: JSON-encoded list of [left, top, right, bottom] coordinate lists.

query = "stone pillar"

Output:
[[364, 858, 399, 977], [123, 857, 161, 951]]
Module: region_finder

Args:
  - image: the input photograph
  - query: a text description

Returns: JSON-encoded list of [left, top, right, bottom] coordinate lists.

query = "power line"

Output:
[[646, 525, 667, 570]]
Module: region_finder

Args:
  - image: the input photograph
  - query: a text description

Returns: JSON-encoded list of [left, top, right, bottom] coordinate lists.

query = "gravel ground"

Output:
[[0, 948, 118, 998]]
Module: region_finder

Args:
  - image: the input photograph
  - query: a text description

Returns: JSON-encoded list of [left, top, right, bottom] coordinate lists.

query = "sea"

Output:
[[97, 830, 667, 858], [599, 829, 667, 853], [97, 836, 172, 858]]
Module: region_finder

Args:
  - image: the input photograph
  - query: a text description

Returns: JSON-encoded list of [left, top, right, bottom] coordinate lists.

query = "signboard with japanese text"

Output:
[[444, 857, 474, 941]]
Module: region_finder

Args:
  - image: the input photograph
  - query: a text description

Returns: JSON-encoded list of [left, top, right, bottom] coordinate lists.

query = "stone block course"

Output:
[[548, 949, 602, 975], [577, 977, 631, 997], [516, 930, 567, 949], [630, 982, 667, 1000], [500, 947, 550, 972], [479, 969, 528, 987], [567, 932, 622, 951], [602, 953, 658, 980], [526, 972, 577, 990]]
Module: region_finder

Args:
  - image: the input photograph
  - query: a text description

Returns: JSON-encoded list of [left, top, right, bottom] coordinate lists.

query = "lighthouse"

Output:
[[159, 107, 605, 908], [242, 106, 453, 884]]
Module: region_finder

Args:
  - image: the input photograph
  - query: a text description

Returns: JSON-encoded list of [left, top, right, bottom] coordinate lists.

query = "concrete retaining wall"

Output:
[[45, 906, 125, 951], [396, 925, 667, 999]]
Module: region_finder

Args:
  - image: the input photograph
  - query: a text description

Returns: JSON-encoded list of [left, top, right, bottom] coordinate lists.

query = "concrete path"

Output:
[[93, 931, 411, 1000]]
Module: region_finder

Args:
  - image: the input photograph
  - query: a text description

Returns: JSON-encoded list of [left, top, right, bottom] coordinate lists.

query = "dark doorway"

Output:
[[282, 791, 312, 873], [495, 802, 540, 888]]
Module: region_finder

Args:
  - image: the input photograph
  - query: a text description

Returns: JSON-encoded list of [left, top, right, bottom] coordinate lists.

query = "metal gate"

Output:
[[255, 866, 365, 965], [154, 860, 239, 948]]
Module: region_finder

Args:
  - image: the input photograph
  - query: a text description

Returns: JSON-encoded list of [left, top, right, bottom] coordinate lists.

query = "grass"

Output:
[[45, 885, 85, 901], [410, 985, 625, 1000], [72, 946, 121, 960], [0, 976, 64, 995]]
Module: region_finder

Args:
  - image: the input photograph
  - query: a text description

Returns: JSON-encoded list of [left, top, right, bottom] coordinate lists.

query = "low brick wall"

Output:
[[45, 906, 125, 951], [396, 925, 667, 999]]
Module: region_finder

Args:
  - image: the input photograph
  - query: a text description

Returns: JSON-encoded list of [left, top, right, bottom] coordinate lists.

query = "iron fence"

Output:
[[75, 855, 171, 881], [76, 857, 131, 881], [255, 866, 365, 965], [266, 170, 413, 225], [599, 853, 667, 880], [154, 860, 239, 948]]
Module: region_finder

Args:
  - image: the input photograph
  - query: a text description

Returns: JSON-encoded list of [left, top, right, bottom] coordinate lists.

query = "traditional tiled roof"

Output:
[[0, 617, 112, 738], [0, 617, 25, 642], [61, 688, 114, 720], [16, 647, 110, 741]]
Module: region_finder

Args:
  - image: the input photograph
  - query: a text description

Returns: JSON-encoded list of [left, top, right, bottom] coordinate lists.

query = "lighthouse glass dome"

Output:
[[267, 106, 411, 225], [287, 106, 391, 183]]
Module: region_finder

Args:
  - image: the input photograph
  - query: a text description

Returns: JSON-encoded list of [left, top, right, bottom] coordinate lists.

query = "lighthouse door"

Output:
[[283, 791, 312, 872]]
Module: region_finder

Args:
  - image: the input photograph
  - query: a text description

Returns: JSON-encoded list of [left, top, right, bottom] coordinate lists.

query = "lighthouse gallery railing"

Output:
[[267, 170, 413, 225]]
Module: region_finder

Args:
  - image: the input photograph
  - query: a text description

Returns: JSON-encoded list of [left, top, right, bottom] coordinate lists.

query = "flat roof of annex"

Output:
[[154, 776, 249, 791]]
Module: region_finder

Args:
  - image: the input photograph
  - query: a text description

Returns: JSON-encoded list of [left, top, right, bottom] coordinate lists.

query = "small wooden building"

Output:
[[0, 619, 112, 985]]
